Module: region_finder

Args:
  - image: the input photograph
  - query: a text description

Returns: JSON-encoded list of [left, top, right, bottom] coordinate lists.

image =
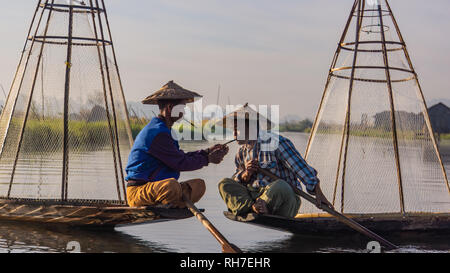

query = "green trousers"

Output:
[[218, 178, 301, 218]]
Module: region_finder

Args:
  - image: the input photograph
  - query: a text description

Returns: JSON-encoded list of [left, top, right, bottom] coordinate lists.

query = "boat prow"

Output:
[[224, 211, 450, 234], [0, 199, 201, 228]]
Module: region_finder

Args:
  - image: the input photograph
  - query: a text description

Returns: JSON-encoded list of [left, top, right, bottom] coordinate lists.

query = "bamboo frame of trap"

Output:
[[304, 0, 449, 215], [0, 1, 189, 227], [0, 0, 133, 205]]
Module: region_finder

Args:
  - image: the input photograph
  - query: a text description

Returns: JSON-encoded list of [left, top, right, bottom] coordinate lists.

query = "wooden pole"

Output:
[[0, 0, 45, 159], [339, 0, 365, 213], [305, 0, 360, 159], [384, 0, 449, 194], [0, 0, 42, 140], [182, 193, 242, 253], [61, 3, 74, 201], [88, 0, 123, 203], [100, 0, 134, 148], [94, 0, 127, 203], [223, 139, 237, 146], [7, 0, 55, 198], [377, 3, 405, 213], [256, 167, 398, 250]]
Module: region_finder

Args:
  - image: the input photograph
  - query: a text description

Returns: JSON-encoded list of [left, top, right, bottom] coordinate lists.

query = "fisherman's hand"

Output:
[[206, 144, 222, 153], [314, 184, 333, 210], [218, 144, 229, 156], [207, 144, 229, 155], [207, 146, 228, 164], [241, 159, 259, 183], [245, 159, 259, 174]]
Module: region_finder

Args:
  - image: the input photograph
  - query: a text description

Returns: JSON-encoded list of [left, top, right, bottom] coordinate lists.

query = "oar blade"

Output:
[[183, 192, 243, 253], [222, 243, 242, 253]]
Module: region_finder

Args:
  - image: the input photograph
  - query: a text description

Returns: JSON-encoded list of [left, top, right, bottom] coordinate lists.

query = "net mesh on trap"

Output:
[[0, 0, 133, 205], [302, 0, 449, 215]]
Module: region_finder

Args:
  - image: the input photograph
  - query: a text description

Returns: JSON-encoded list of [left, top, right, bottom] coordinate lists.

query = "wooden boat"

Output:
[[0, 198, 201, 228], [224, 211, 450, 234]]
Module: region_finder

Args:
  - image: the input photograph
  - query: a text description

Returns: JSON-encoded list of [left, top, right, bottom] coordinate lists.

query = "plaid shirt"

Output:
[[232, 132, 319, 193]]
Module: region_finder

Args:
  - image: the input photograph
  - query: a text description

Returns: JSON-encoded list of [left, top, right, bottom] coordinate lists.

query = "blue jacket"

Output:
[[125, 117, 208, 182]]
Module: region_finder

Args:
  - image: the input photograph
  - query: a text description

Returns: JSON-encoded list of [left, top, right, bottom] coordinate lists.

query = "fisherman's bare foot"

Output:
[[252, 198, 268, 214]]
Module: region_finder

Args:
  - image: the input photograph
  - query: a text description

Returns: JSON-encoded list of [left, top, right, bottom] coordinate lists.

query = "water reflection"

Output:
[[250, 233, 370, 253], [251, 231, 450, 253], [0, 221, 173, 253]]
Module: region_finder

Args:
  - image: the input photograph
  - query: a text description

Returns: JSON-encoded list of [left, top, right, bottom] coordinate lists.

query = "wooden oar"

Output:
[[182, 193, 242, 253], [256, 167, 398, 250]]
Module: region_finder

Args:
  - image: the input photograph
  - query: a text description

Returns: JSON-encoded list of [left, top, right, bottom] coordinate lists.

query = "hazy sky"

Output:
[[0, 0, 449, 119]]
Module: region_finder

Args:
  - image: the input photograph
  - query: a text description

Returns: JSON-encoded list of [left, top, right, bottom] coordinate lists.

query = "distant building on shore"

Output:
[[360, 102, 449, 141], [428, 102, 450, 140], [373, 110, 425, 131]]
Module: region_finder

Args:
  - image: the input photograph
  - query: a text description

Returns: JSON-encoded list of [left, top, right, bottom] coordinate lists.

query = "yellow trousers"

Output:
[[127, 178, 206, 208]]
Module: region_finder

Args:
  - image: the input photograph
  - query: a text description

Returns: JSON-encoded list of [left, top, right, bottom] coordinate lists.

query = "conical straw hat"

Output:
[[216, 103, 274, 129], [142, 80, 202, 105]]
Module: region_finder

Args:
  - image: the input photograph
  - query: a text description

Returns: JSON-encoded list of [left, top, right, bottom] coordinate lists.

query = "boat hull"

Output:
[[224, 211, 450, 234], [0, 199, 196, 228]]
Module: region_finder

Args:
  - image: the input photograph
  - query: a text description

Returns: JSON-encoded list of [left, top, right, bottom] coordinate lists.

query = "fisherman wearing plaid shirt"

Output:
[[218, 113, 332, 218]]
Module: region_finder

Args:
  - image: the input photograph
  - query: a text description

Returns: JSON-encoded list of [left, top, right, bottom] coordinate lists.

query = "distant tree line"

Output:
[[279, 119, 313, 133]]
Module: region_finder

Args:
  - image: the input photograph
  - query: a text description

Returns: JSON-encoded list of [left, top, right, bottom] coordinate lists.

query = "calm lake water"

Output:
[[0, 132, 449, 253]]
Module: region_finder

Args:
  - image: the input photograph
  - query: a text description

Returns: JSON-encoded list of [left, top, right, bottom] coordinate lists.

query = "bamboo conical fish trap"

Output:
[[0, 0, 195, 227], [227, 0, 450, 234]]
